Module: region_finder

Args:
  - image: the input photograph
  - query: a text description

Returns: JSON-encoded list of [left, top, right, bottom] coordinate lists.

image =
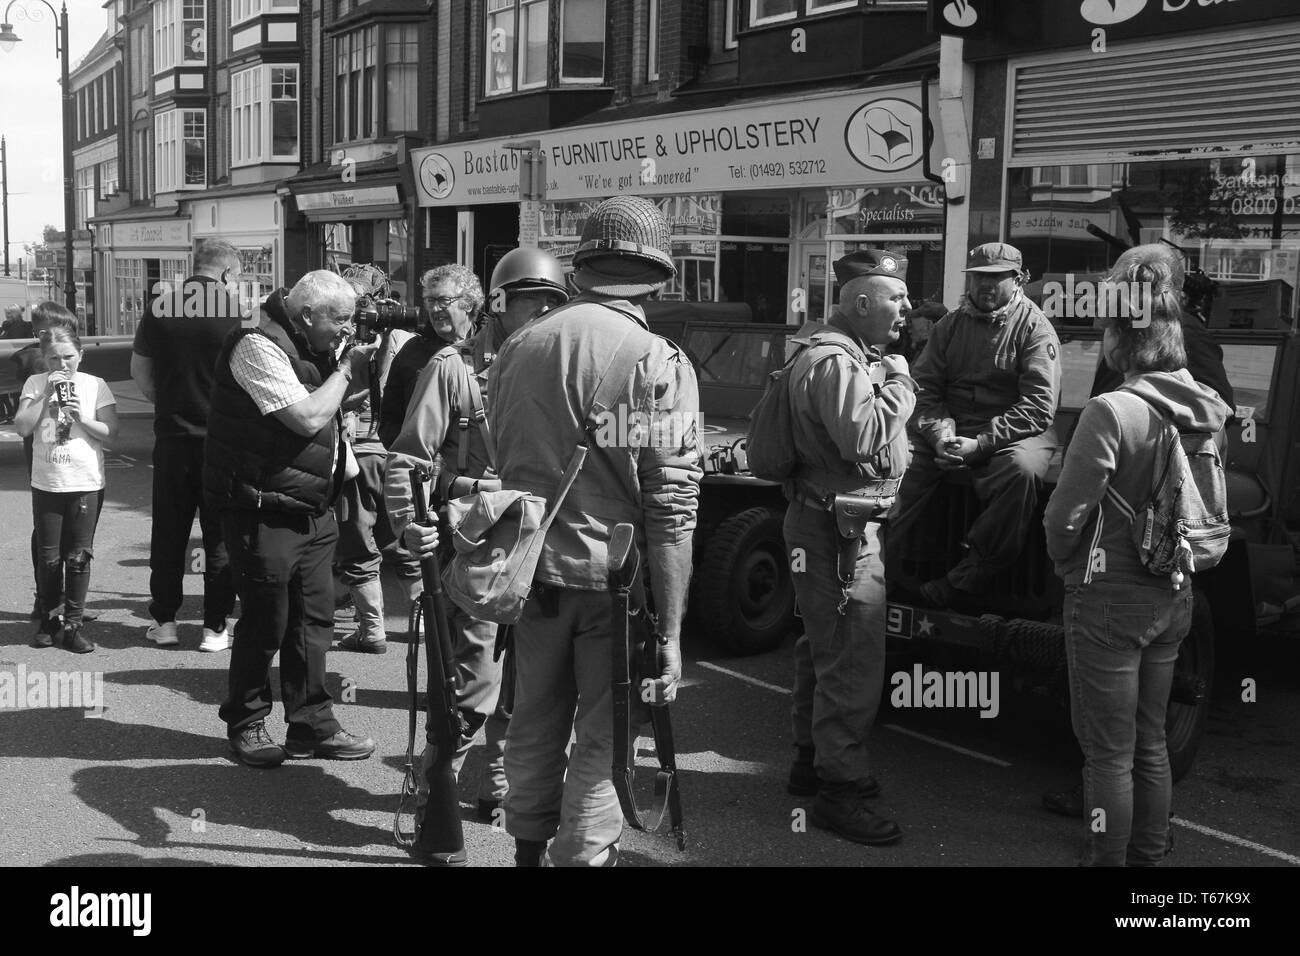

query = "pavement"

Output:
[[2, 408, 1299, 868]]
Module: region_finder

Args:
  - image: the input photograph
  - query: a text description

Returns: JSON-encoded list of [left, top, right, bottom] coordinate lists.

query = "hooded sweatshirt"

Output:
[[1044, 368, 1231, 586]]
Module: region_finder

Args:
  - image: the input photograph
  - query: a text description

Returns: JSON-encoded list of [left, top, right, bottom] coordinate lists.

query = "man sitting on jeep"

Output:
[[887, 243, 1062, 608]]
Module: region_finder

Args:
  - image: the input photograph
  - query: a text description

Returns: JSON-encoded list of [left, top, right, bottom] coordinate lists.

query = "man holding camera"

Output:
[[384, 248, 569, 823], [204, 270, 377, 768]]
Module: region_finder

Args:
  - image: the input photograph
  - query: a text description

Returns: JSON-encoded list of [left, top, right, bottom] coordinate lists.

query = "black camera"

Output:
[[353, 295, 423, 342]]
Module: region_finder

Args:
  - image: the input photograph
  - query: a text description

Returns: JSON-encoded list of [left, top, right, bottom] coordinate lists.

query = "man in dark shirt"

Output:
[[131, 239, 247, 651]]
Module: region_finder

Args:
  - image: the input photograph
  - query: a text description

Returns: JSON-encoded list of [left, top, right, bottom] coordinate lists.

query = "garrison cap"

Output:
[[964, 242, 1024, 274], [832, 249, 908, 284]]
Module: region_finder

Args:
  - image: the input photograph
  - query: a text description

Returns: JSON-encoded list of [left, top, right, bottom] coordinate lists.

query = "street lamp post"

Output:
[[0, 1, 76, 318]]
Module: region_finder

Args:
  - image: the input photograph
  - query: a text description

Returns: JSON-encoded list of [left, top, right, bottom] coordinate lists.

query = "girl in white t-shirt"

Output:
[[14, 326, 118, 653]]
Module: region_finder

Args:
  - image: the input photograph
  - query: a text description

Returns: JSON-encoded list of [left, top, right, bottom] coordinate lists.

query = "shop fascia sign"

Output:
[[827, 183, 945, 228], [933, 0, 1299, 53], [411, 83, 945, 207], [114, 220, 191, 248], [296, 185, 400, 211]]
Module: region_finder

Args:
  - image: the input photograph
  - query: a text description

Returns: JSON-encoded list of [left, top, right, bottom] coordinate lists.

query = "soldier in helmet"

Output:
[[383, 247, 569, 823], [469, 196, 701, 866]]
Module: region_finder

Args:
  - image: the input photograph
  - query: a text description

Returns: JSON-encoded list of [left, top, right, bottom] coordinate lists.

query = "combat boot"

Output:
[[515, 839, 547, 867], [810, 786, 901, 846], [339, 579, 387, 654], [788, 746, 880, 798]]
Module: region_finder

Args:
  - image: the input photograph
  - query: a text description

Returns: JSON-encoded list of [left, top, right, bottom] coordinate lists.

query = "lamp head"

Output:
[[0, 23, 22, 53]]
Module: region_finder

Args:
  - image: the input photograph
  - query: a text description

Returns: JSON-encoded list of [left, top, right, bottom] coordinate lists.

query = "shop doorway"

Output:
[[472, 205, 520, 290]]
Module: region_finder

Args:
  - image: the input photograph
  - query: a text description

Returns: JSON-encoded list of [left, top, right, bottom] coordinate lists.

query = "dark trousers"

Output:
[[334, 450, 392, 585], [33, 488, 103, 631], [149, 435, 235, 630], [888, 432, 1056, 591], [218, 509, 342, 742]]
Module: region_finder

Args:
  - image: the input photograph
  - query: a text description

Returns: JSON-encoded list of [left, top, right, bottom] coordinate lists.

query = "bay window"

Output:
[[233, 65, 300, 165], [333, 23, 418, 142], [154, 0, 206, 72], [155, 108, 207, 191], [485, 0, 608, 96]]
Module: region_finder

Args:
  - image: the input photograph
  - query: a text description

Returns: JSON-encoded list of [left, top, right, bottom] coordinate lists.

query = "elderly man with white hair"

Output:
[[203, 270, 378, 768]]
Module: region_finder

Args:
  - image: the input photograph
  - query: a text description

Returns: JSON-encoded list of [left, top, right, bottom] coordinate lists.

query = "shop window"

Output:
[[1007, 155, 1300, 332], [238, 246, 275, 293], [485, 0, 607, 96], [115, 257, 146, 337]]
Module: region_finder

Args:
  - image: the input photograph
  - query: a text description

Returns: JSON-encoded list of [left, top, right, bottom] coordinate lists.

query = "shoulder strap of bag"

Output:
[[536, 324, 647, 535], [454, 354, 496, 472], [1098, 390, 1178, 521]]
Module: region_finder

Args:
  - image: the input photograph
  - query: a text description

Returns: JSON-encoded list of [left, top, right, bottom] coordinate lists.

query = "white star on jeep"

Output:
[[917, 616, 934, 636]]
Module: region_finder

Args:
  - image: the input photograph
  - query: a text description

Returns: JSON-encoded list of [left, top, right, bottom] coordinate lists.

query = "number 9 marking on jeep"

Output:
[[885, 603, 912, 639]]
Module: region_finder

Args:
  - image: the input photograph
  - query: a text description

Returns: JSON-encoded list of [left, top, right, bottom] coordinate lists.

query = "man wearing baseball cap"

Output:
[[887, 242, 1061, 608], [485, 196, 702, 866], [782, 248, 916, 846]]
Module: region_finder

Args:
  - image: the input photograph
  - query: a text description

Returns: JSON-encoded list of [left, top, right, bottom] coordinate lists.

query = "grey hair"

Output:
[[194, 238, 241, 276], [4, 303, 23, 318], [421, 263, 484, 315], [286, 270, 357, 322]]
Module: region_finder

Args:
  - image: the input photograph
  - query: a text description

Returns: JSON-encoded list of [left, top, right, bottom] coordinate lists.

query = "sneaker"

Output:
[[229, 720, 287, 768], [145, 621, 180, 647], [810, 791, 902, 846], [283, 729, 376, 761], [199, 626, 233, 653]]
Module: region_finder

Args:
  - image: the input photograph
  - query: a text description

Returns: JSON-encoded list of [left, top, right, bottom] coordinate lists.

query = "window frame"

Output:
[[155, 107, 208, 191], [647, 0, 659, 82], [806, 0, 857, 13], [559, 0, 605, 85], [748, 0, 798, 28], [333, 22, 417, 143]]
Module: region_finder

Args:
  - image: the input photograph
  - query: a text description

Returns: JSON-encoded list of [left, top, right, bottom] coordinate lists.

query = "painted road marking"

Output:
[[696, 660, 791, 696], [1172, 816, 1300, 865]]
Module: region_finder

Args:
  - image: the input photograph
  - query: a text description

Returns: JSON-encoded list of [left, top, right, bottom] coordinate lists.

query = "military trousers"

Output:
[[786, 498, 887, 788], [888, 432, 1055, 591], [503, 587, 622, 867]]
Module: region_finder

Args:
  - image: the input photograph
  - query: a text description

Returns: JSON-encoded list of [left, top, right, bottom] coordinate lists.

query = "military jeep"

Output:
[[884, 324, 1300, 781], [645, 301, 798, 657]]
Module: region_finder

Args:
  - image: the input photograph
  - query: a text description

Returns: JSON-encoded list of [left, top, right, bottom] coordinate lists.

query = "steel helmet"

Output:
[[572, 195, 675, 276], [489, 247, 569, 300]]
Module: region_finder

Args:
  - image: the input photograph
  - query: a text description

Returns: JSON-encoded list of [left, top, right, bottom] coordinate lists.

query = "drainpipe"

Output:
[[935, 34, 973, 308]]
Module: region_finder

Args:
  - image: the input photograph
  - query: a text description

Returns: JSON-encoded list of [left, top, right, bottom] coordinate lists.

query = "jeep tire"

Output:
[[696, 506, 796, 656], [1166, 589, 1215, 783]]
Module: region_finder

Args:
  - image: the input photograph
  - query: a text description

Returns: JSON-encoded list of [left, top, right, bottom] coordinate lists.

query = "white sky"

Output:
[[1, 0, 103, 271]]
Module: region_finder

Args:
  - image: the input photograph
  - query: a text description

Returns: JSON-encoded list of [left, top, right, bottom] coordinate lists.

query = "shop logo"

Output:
[[942, 0, 978, 29], [1079, 0, 1148, 26], [419, 153, 455, 201], [844, 98, 923, 174]]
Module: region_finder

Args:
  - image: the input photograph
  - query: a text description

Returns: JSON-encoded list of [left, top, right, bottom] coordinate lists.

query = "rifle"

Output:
[[608, 522, 686, 851], [396, 464, 467, 866]]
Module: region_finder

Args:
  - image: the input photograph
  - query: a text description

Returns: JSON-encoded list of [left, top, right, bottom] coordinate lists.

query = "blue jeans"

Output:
[[1064, 577, 1192, 867]]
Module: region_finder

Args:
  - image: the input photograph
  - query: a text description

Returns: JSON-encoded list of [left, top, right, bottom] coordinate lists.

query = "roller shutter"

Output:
[[1010, 23, 1300, 165]]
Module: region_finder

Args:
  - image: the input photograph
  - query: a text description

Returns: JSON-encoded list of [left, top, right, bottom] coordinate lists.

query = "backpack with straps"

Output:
[[1103, 394, 1230, 587], [745, 330, 895, 486]]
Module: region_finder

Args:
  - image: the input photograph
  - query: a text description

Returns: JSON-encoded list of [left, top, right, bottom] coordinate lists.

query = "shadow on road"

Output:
[[0, 711, 216, 762], [70, 761, 398, 850], [44, 852, 226, 867]]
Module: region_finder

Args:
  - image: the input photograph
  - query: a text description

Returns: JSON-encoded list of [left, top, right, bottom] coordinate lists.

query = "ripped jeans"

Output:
[[32, 488, 103, 632]]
